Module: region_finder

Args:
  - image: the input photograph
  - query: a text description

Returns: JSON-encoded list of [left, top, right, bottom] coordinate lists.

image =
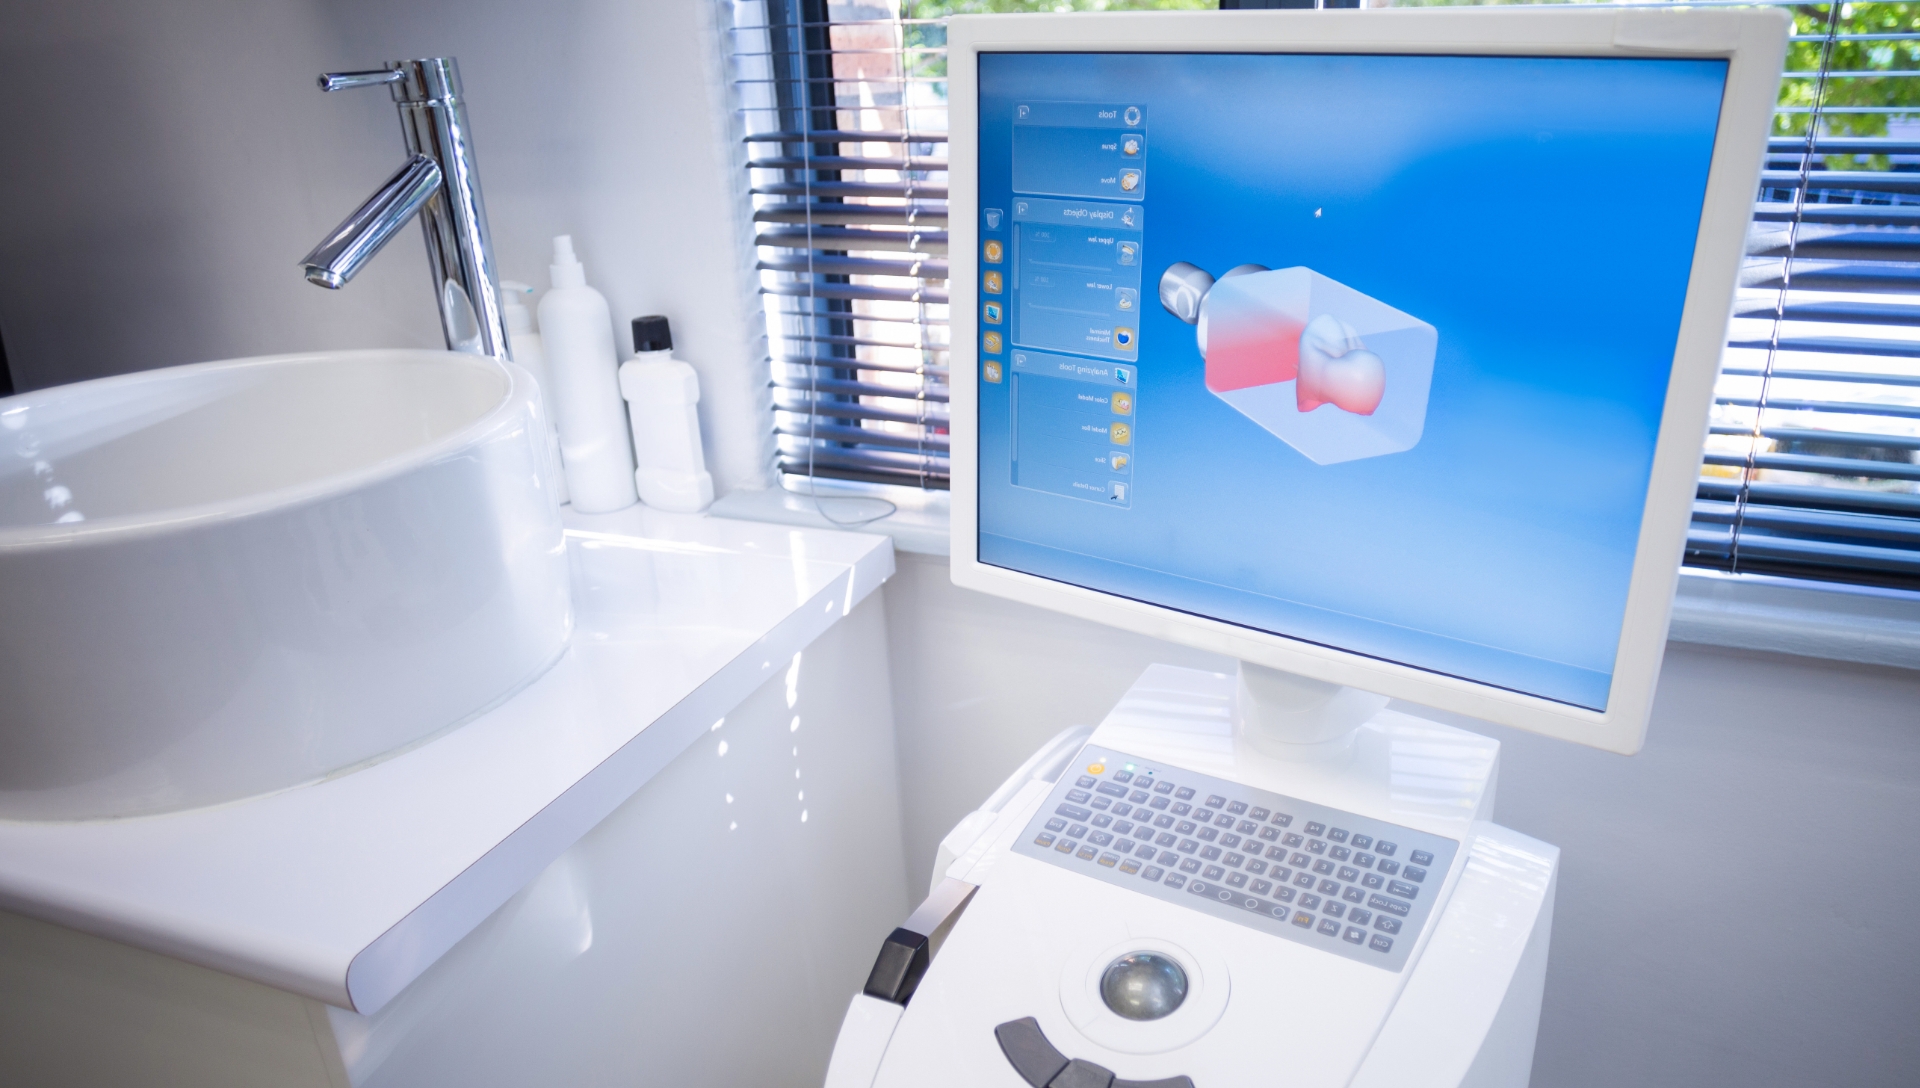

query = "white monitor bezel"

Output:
[[946, 7, 1788, 754]]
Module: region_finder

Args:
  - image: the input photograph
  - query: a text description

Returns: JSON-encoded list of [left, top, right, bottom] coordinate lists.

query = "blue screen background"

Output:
[[975, 53, 1728, 710]]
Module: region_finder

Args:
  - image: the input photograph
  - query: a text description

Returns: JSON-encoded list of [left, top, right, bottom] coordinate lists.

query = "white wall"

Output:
[[880, 549, 1920, 1088], [0, 0, 774, 494]]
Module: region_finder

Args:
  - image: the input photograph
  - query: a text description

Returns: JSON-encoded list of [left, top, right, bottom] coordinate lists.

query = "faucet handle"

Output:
[[318, 70, 406, 92]]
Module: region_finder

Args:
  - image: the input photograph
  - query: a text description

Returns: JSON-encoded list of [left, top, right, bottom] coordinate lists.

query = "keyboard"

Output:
[[1011, 744, 1458, 973]]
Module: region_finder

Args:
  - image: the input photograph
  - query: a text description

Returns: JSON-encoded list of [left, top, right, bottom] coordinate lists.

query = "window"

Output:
[[725, 0, 1920, 592]]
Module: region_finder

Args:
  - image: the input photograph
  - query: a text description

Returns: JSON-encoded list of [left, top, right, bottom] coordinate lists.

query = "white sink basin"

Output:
[[0, 349, 571, 820]]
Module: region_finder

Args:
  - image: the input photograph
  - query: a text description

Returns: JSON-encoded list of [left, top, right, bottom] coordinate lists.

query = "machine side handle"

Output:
[[860, 877, 977, 1005]]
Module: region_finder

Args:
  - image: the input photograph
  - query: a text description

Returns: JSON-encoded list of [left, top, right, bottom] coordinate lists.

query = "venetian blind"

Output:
[[726, 0, 951, 490]]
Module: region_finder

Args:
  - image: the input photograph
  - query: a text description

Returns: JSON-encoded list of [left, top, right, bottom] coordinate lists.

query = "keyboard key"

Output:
[[1270, 812, 1294, 827], [1045, 818, 1066, 832], [1200, 845, 1222, 861], [1293, 871, 1315, 888], [1226, 871, 1248, 888], [1377, 860, 1401, 876], [1354, 853, 1375, 868], [1307, 839, 1327, 855], [1178, 839, 1199, 854], [1203, 865, 1225, 880], [1404, 866, 1428, 883], [1299, 893, 1322, 910], [1095, 782, 1128, 798], [1056, 839, 1076, 853], [1351, 834, 1373, 850], [1176, 820, 1197, 835], [1338, 866, 1360, 882], [1158, 851, 1179, 865], [1091, 797, 1111, 811], [1368, 893, 1412, 917], [1350, 908, 1371, 926], [1075, 776, 1096, 789], [1376, 842, 1398, 858], [1318, 918, 1342, 937], [1179, 858, 1201, 874], [1313, 859, 1335, 876], [1226, 800, 1247, 815], [1249, 807, 1271, 821], [1153, 814, 1175, 829], [1034, 833, 1055, 847], [1323, 901, 1345, 919], [1274, 886, 1297, 903], [1375, 916, 1401, 935], [1089, 832, 1113, 847], [1077, 845, 1098, 860], [1165, 873, 1186, 889], [1328, 828, 1349, 844], [1098, 853, 1119, 868], [1155, 834, 1177, 849], [1291, 911, 1315, 929], [1330, 846, 1350, 862], [1175, 787, 1196, 800], [1250, 879, 1273, 896], [1245, 859, 1267, 876], [1057, 804, 1091, 821], [1171, 802, 1192, 816], [1369, 934, 1394, 954], [1388, 880, 1419, 899], [1284, 833, 1305, 848], [1130, 790, 1150, 803], [1197, 828, 1219, 843], [1237, 820, 1259, 835], [1224, 852, 1245, 868], [1113, 820, 1134, 835], [1133, 826, 1155, 841], [1149, 796, 1170, 811], [1113, 770, 1133, 783], [1069, 824, 1090, 838], [1213, 814, 1234, 829], [1258, 827, 1280, 842], [1155, 780, 1175, 794], [1304, 821, 1326, 836], [1220, 833, 1242, 849], [1204, 795, 1227, 808], [1318, 879, 1340, 896], [1143, 866, 1165, 881], [1290, 853, 1311, 868], [1342, 886, 1366, 904], [1067, 790, 1091, 804], [1411, 850, 1435, 866], [1362, 873, 1384, 889], [1135, 843, 1157, 858], [1119, 858, 1141, 874], [1091, 814, 1112, 829], [1343, 926, 1366, 945]]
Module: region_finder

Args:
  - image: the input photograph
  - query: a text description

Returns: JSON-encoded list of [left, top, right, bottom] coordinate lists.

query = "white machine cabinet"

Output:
[[828, 665, 1559, 1088]]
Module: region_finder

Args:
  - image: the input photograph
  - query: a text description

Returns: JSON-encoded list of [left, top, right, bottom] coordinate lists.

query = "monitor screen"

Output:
[[973, 52, 1728, 712]]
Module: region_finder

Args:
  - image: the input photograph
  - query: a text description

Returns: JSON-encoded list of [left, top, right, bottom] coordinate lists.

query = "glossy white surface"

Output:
[[0, 349, 572, 819], [0, 507, 893, 1012]]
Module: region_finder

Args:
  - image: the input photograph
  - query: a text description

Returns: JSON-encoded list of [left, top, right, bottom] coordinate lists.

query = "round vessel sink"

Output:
[[0, 349, 572, 820]]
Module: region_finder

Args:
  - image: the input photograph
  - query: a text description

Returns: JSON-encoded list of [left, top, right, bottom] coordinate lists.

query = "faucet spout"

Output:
[[299, 58, 508, 360], [300, 154, 443, 290]]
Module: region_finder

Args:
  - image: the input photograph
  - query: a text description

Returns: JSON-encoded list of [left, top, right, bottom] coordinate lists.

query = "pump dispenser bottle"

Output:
[[500, 279, 567, 504], [619, 316, 714, 512], [537, 236, 636, 512]]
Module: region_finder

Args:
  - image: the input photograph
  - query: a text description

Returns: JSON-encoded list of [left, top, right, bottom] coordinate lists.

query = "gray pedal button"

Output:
[[993, 1018, 1069, 1088], [1052, 1058, 1116, 1088]]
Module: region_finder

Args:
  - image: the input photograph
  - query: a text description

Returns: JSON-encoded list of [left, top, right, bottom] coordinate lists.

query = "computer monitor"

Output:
[[947, 8, 1788, 754]]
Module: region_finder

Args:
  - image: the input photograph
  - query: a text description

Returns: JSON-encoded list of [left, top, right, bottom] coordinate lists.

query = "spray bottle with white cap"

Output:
[[537, 235, 636, 513], [500, 279, 568, 505]]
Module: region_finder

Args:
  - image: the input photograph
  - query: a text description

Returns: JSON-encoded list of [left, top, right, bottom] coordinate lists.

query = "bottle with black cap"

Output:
[[618, 315, 714, 512]]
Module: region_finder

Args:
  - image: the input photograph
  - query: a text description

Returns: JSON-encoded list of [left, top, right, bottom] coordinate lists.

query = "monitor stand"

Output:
[[1232, 661, 1390, 758]]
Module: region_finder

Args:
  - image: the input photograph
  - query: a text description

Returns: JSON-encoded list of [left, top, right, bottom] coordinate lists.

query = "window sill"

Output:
[[713, 486, 1920, 671]]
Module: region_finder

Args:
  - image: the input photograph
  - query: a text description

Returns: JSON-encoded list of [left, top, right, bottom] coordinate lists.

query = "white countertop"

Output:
[[0, 505, 893, 1014]]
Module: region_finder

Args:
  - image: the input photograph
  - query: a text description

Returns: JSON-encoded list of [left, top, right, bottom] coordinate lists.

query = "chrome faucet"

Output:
[[300, 58, 508, 360]]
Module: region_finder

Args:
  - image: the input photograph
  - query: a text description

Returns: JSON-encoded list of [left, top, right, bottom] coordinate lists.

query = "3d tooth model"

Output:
[[1159, 262, 1437, 465]]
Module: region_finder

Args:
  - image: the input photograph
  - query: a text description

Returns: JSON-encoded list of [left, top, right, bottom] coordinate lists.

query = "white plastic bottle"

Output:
[[499, 279, 568, 505], [619, 316, 714, 512], [537, 236, 636, 513]]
